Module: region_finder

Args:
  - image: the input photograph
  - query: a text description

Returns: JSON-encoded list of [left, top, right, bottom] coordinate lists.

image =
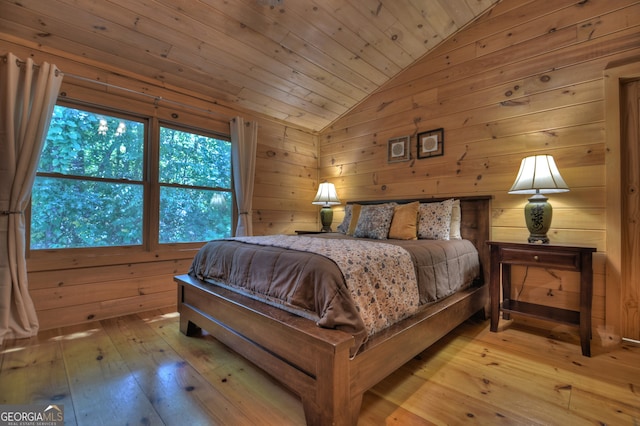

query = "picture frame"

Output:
[[387, 135, 410, 163], [417, 128, 444, 159]]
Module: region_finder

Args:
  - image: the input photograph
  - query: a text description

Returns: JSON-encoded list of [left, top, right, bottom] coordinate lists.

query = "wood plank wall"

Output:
[[0, 37, 319, 330], [2, 0, 639, 337], [318, 0, 640, 338]]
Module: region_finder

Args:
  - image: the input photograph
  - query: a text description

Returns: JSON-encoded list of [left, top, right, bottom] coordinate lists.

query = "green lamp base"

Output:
[[319, 206, 334, 232], [525, 193, 552, 244]]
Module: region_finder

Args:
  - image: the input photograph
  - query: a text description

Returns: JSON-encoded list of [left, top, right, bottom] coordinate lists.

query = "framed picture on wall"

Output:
[[417, 128, 444, 159], [387, 135, 410, 163]]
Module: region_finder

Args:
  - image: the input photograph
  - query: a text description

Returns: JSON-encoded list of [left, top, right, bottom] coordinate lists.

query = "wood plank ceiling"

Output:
[[0, 0, 499, 132]]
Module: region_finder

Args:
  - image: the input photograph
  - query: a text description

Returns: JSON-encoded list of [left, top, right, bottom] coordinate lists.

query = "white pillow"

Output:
[[450, 199, 461, 239]]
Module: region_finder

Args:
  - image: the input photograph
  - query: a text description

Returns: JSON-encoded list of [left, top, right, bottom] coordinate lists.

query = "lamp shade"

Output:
[[508, 155, 569, 194], [312, 182, 341, 206]]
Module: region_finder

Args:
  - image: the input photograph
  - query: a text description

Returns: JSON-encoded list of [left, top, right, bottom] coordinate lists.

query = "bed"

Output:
[[175, 196, 491, 426]]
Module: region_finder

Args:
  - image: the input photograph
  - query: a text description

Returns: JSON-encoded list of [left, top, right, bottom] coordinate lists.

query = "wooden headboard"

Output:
[[347, 196, 492, 284]]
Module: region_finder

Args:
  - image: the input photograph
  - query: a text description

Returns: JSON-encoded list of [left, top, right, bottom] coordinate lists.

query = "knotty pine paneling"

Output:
[[319, 0, 640, 336], [4, 0, 638, 337], [251, 118, 320, 234], [27, 259, 194, 290], [11, 0, 496, 131], [1, 37, 318, 330]]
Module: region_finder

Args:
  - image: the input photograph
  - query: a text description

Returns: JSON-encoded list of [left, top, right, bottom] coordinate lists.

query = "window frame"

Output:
[[155, 120, 234, 246], [28, 99, 235, 256]]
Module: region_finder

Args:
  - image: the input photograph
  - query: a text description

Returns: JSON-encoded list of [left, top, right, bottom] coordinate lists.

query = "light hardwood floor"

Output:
[[1, 308, 638, 425]]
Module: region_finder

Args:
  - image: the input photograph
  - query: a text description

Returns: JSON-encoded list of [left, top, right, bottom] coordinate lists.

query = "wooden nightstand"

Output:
[[487, 241, 596, 357]]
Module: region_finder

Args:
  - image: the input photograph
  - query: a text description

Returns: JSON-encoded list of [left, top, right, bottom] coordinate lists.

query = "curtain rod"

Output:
[[62, 72, 233, 121], [4, 54, 61, 77], [1, 54, 39, 68], [3, 53, 234, 121], [62, 72, 233, 120]]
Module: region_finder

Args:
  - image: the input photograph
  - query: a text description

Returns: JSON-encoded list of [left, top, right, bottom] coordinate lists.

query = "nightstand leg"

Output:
[[490, 245, 500, 332], [580, 252, 593, 357], [502, 264, 512, 321]]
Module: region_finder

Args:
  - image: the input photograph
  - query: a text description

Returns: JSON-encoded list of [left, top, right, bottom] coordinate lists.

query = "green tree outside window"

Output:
[[31, 104, 233, 249]]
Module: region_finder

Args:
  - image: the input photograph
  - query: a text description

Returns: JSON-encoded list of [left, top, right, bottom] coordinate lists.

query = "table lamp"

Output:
[[508, 155, 569, 244], [312, 182, 340, 232]]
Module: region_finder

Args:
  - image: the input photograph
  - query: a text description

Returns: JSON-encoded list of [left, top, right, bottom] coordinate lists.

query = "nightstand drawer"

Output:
[[500, 248, 579, 270]]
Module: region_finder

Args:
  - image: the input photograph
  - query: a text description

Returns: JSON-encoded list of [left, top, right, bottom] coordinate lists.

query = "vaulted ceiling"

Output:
[[1, 0, 499, 132]]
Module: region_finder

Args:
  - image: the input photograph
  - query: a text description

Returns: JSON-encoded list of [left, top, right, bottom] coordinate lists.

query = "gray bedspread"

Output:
[[189, 233, 479, 354]]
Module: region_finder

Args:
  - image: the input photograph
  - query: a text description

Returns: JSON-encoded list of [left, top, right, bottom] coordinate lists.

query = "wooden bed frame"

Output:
[[175, 196, 491, 426]]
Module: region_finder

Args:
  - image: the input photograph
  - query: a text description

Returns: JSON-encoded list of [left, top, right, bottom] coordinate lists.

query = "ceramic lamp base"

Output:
[[319, 206, 333, 232], [525, 193, 552, 244]]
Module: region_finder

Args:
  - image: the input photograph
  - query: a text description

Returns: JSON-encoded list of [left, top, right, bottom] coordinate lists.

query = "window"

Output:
[[159, 126, 232, 243], [30, 104, 233, 250], [31, 105, 145, 249]]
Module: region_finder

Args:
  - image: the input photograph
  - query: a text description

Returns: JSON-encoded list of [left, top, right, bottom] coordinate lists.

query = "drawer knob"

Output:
[[533, 255, 539, 261]]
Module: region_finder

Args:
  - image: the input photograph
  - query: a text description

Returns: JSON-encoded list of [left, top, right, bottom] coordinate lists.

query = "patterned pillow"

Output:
[[353, 203, 395, 239], [418, 198, 454, 240], [336, 204, 352, 234]]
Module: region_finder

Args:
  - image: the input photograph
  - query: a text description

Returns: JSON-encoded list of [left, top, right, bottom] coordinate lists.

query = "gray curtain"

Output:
[[0, 53, 62, 345], [230, 117, 258, 237]]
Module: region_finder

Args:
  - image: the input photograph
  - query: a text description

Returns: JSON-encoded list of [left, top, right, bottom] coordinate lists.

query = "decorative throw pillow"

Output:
[[449, 199, 462, 239], [353, 203, 395, 239], [418, 198, 454, 240], [389, 201, 419, 240], [336, 204, 352, 234]]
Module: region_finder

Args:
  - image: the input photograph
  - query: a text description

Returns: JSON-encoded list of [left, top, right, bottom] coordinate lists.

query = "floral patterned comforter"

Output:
[[189, 234, 479, 355], [234, 235, 420, 339]]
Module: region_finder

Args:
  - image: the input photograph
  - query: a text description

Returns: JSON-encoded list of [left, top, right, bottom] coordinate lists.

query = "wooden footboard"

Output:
[[176, 273, 488, 426], [176, 273, 359, 425]]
